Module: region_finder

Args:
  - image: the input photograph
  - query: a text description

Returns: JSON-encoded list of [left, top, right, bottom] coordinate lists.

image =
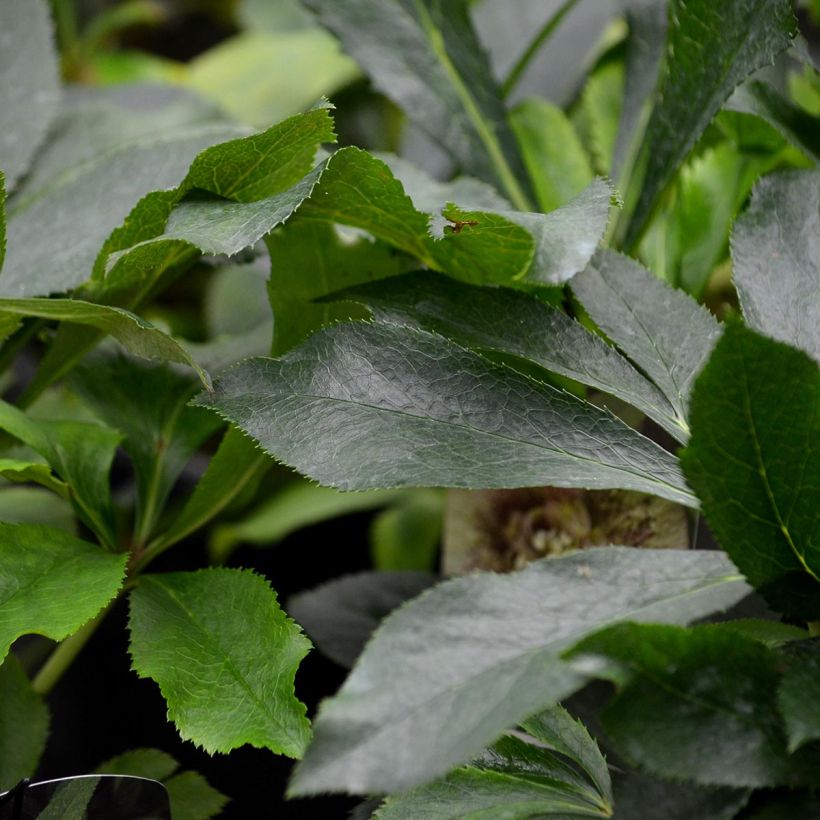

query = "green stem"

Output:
[[501, 0, 581, 99], [809, 622, 820, 638], [32, 603, 113, 695]]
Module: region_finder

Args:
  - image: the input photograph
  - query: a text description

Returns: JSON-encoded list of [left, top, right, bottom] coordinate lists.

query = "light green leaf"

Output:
[[96, 747, 179, 781], [511, 98, 594, 213], [0, 0, 60, 188], [575, 60, 623, 176], [152, 426, 269, 555], [572, 249, 722, 430], [181, 102, 336, 202], [3, 125, 242, 298], [304, 0, 535, 210], [338, 271, 682, 440], [210, 482, 405, 564], [288, 548, 748, 794], [288, 571, 437, 669], [0, 487, 74, 533], [0, 655, 50, 790], [195, 322, 697, 506], [128, 568, 311, 757], [731, 169, 819, 361], [0, 459, 67, 497], [640, 143, 770, 297], [0, 297, 210, 387], [0, 401, 121, 548], [370, 491, 443, 572], [375, 713, 613, 819], [568, 623, 820, 788], [71, 353, 220, 544], [681, 324, 820, 618], [727, 80, 820, 161], [186, 30, 358, 130], [0, 523, 126, 662], [622, 0, 798, 247], [777, 640, 820, 752]]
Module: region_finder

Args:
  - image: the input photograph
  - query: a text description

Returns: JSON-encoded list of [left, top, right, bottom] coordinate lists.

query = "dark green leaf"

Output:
[[150, 426, 268, 555], [304, 0, 535, 210], [288, 571, 437, 668], [71, 353, 220, 543], [165, 771, 229, 820], [288, 548, 748, 794], [611, 0, 667, 184], [681, 324, 820, 617], [0, 0, 60, 188], [731, 169, 819, 361], [572, 249, 722, 431], [0, 523, 126, 662], [777, 639, 820, 752], [743, 792, 820, 819], [611, 772, 749, 820], [568, 623, 820, 788], [339, 271, 683, 440], [266, 220, 413, 356], [195, 322, 697, 506], [0, 655, 49, 789], [622, 0, 797, 247], [128, 568, 311, 756], [375, 714, 613, 819], [97, 748, 228, 820]]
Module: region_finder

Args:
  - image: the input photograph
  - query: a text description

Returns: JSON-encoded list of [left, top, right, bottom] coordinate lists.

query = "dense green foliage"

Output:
[[0, 0, 818, 817]]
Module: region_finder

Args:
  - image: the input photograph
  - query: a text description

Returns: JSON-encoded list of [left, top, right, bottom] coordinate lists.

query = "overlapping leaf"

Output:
[[375, 708, 613, 819], [303, 0, 535, 209], [681, 324, 820, 618], [572, 250, 722, 430], [288, 548, 748, 794], [621, 0, 797, 246], [568, 623, 820, 788], [0, 523, 126, 662], [337, 271, 682, 439], [195, 321, 696, 506], [0, 401, 121, 548]]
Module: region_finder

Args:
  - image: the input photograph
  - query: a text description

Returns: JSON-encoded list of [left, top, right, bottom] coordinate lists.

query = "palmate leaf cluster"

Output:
[[0, 0, 818, 817]]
